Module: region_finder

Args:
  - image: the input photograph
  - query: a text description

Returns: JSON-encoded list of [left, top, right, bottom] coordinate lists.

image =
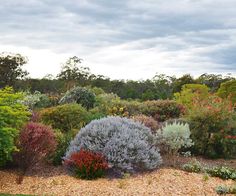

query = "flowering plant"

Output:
[[64, 149, 108, 180], [188, 95, 236, 158]]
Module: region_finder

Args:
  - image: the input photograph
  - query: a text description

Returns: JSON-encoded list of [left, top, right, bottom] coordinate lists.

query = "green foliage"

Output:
[[174, 84, 210, 110], [187, 95, 236, 158], [21, 91, 52, 110], [0, 87, 30, 167], [40, 104, 89, 132], [0, 53, 28, 88], [206, 166, 236, 180], [197, 73, 234, 92], [139, 100, 185, 122], [50, 130, 74, 166], [173, 74, 195, 93], [182, 160, 202, 173], [215, 185, 230, 195], [94, 93, 140, 117], [157, 121, 193, 155], [183, 161, 236, 181], [59, 86, 96, 109], [217, 80, 236, 104], [57, 56, 91, 89]]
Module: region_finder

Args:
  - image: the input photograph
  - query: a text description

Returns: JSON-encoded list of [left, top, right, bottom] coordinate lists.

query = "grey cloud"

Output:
[[0, 0, 236, 78]]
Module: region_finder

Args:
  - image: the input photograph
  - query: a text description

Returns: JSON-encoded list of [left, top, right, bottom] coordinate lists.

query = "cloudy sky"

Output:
[[0, 0, 236, 80]]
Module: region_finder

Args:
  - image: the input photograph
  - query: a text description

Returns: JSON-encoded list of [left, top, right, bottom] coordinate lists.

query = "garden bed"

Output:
[[1, 160, 235, 196]]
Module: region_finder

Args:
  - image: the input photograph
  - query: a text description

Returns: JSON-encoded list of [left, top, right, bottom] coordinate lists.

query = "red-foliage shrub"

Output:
[[64, 149, 108, 180], [16, 122, 57, 172], [131, 115, 159, 132]]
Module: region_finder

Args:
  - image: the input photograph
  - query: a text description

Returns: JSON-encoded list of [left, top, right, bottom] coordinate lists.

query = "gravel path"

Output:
[[0, 166, 235, 196]]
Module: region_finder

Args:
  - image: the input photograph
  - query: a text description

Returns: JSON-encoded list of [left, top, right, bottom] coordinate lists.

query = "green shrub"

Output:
[[182, 160, 202, 173], [215, 185, 230, 195], [21, 91, 52, 110], [187, 95, 236, 158], [50, 130, 74, 166], [157, 121, 193, 155], [40, 104, 89, 132], [59, 86, 96, 109], [206, 166, 236, 180], [95, 93, 140, 117], [139, 100, 185, 122], [217, 80, 236, 104], [174, 84, 210, 111], [0, 87, 30, 167]]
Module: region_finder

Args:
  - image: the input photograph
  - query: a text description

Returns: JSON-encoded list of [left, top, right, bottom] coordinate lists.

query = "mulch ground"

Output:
[[0, 157, 235, 196]]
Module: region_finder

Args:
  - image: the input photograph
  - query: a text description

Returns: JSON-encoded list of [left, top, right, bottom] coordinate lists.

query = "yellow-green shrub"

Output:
[[0, 87, 30, 167], [40, 104, 89, 132]]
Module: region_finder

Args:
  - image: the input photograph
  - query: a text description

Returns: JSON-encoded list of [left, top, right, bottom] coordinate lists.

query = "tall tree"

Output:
[[0, 52, 28, 87], [57, 56, 90, 89]]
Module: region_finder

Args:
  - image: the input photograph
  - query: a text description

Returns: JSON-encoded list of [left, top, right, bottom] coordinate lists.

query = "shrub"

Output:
[[95, 93, 140, 117], [215, 185, 230, 195], [50, 130, 74, 166], [206, 166, 236, 180], [187, 95, 236, 158], [139, 100, 185, 121], [64, 149, 108, 180], [16, 122, 57, 172], [0, 87, 30, 167], [59, 86, 96, 109], [21, 91, 52, 110], [131, 115, 159, 132], [217, 80, 236, 104], [65, 116, 162, 172], [174, 84, 210, 111], [157, 121, 193, 155], [40, 104, 89, 132], [216, 184, 236, 195], [182, 160, 202, 173]]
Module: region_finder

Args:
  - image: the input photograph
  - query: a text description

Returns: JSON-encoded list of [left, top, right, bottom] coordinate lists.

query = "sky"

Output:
[[0, 0, 236, 80]]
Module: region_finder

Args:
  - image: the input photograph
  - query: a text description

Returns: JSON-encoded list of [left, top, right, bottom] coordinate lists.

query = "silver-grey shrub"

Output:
[[65, 116, 162, 172], [156, 121, 194, 155], [59, 86, 96, 109]]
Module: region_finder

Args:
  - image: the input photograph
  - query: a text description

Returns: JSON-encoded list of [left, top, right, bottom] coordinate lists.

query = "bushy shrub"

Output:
[[206, 166, 236, 180], [21, 91, 53, 110], [65, 116, 162, 172], [50, 130, 74, 166], [139, 100, 185, 121], [217, 80, 236, 104], [215, 185, 230, 195], [40, 104, 89, 132], [95, 93, 140, 117], [215, 185, 236, 195], [64, 149, 108, 180], [131, 115, 159, 132], [16, 122, 57, 172], [187, 95, 236, 158], [0, 87, 30, 167], [182, 160, 202, 173], [174, 84, 210, 111], [157, 121, 193, 155], [59, 86, 96, 109]]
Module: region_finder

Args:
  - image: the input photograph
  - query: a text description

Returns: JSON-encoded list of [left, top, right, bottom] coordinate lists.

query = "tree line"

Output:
[[1, 52, 235, 100]]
